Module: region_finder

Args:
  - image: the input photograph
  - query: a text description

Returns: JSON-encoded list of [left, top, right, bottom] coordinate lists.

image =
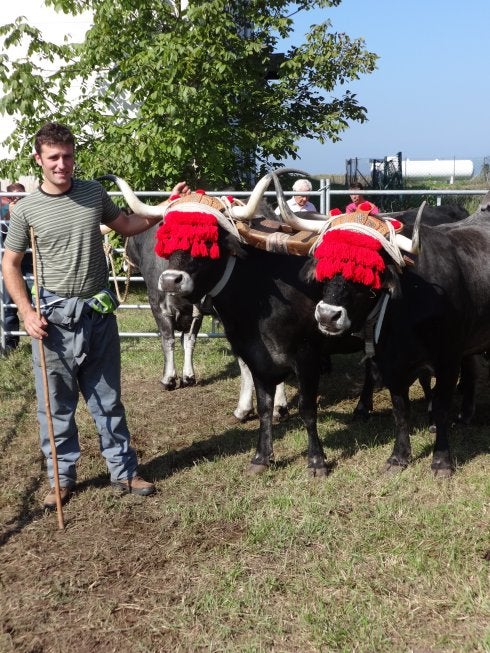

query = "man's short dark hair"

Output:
[[34, 122, 75, 155], [349, 182, 364, 191]]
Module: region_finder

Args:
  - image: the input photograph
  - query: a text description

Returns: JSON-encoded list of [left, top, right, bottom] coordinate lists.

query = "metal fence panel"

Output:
[[1, 186, 487, 350]]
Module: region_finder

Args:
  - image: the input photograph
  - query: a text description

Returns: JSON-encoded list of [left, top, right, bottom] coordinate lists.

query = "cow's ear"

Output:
[[383, 264, 402, 299], [299, 259, 317, 284]]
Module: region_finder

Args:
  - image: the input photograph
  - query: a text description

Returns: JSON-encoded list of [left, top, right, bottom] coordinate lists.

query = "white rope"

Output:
[[162, 197, 243, 241]]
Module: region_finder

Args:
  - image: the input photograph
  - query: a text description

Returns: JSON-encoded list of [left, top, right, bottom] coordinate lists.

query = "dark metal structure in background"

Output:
[[346, 151, 405, 211]]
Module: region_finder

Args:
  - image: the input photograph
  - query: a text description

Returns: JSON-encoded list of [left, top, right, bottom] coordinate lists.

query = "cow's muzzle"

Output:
[[158, 270, 194, 295], [314, 301, 351, 336]]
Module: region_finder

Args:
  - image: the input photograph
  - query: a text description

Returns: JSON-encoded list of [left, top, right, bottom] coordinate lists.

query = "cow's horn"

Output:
[[394, 233, 415, 253], [411, 200, 426, 254], [97, 174, 167, 217], [272, 171, 326, 232], [229, 167, 311, 220]]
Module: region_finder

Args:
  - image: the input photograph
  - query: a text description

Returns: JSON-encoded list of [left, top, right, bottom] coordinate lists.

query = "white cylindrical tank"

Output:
[[402, 159, 474, 180]]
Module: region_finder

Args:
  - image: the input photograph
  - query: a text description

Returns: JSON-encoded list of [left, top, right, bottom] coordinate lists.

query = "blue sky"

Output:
[[1, 1, 488, 177], [280, 0, 490, 173]]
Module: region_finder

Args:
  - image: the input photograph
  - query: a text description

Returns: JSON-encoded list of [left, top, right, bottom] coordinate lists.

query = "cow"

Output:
[[298, 193, 490, 477], [274, 197, 472, 422], [102, 188, 290, 420], [351, 202, 470, 421], [104, 170, 367, 477]]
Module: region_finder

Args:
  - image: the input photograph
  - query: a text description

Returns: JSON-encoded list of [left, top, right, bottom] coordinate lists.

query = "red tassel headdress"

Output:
[[314, 230, 386, 289], [155, 190, 236, 260], [314, 211, 403, 289]]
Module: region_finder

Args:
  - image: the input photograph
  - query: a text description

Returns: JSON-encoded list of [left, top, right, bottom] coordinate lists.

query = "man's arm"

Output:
[[107, 181, 190, 237], [2, 249, 48, 339]]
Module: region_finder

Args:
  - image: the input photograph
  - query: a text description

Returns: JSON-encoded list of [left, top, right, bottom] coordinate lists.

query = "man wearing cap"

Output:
[[275, 178, 317, 215]]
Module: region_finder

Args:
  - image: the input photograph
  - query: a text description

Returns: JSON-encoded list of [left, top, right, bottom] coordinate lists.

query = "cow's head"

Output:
[[307, 212, 409, 336], [156, 191, 248, 303]]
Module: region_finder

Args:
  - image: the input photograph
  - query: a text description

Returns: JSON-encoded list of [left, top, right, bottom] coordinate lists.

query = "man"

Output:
[[2, 122, 189, 509], [275, 178, 317, 215], [1, 182, 29, 354]]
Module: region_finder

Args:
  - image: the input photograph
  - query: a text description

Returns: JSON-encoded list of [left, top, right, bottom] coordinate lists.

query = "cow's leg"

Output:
[[385, 386, 411, 472], [180, 306, 202, 387], [456, 355, 477, 425], [353, 358, 377, 420], [430, 368, 459, 477], [272, 382, 289, 423], [418, 368, 433, 401], [153, 295, 179, 390], [248, 378, 276, 475], [296, 361, 327, 477], [160, 330, 178, 390], [234, 357, 256, 421]]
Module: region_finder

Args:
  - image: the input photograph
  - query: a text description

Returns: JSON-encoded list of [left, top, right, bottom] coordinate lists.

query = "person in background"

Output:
[[2, 122, 190, 509], [1, 182, 28, 354], [275, 178, 317, 215], [345, 181, 379, 214]]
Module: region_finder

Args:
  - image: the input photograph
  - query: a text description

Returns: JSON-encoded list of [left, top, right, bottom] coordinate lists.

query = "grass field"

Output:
[[0, 288, 489, 652]]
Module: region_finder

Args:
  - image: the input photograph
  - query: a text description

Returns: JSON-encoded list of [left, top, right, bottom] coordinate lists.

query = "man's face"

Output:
[[35, 142, 75, 192]]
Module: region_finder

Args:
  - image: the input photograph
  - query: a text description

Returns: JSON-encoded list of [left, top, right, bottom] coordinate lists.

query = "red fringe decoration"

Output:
[[314, 230, 385, 289], [358, 201, 375, 212], [155, 210, 220, 259], [329, 208, 342, 216], [387, 218, 403, 231]]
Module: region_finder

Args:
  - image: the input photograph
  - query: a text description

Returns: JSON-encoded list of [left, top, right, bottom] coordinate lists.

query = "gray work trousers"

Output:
[[32, 310, 138, 488]]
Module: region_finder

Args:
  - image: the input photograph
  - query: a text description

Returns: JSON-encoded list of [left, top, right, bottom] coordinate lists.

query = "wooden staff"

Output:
[[30, 227, 65, 530]]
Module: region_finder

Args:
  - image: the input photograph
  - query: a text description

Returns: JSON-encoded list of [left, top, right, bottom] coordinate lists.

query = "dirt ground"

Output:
[[1, 343, 488, 653]]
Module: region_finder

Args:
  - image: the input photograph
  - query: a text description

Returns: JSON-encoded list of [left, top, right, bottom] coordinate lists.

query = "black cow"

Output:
[[114, 192, 290, 421], [311, 193, 490, 476], [352, 203, 470, 420]]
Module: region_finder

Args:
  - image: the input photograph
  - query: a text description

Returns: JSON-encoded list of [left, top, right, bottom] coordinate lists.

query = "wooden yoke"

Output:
[[236, 219, 319, 256]]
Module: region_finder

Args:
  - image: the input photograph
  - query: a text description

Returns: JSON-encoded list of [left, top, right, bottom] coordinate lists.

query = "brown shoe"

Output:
[[111, 475, 156, 496], [43, 486, 73, 510]]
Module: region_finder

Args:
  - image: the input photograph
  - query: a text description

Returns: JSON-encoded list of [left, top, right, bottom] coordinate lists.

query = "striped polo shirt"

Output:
[[5, 178, 120, 299]]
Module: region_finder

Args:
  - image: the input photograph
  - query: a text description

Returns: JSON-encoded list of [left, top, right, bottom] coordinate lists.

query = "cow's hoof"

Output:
[[160, 379, 177, 391], [307, 465, 328, 478], [272, 406, 289, 424], [233, 409, 257, 423], [383, 460, 407, 474], [181, 376, 196, 388], [246, 463, 268, 475], [432, 467, 453, 479], [352, 406, 371, 422], [431, 459, 454, 478]]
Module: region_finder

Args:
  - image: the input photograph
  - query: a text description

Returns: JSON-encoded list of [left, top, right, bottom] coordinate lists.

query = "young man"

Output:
[[2, 122, 189, 509]]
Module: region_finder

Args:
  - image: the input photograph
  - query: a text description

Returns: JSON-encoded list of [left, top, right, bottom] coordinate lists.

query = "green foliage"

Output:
[[0, 0, 377, 188]]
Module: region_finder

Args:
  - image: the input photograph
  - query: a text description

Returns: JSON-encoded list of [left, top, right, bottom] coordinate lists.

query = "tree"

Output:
[[0, 0, 377, 189]]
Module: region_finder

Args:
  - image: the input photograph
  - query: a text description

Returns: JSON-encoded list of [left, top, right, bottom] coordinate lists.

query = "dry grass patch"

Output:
[[0, 306, 488, 652]]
